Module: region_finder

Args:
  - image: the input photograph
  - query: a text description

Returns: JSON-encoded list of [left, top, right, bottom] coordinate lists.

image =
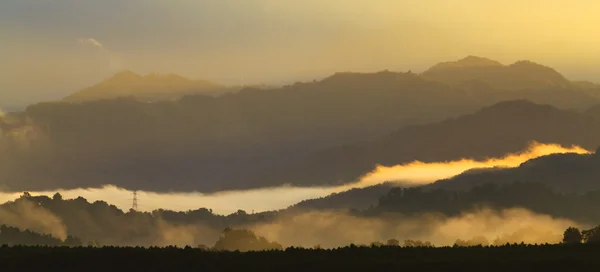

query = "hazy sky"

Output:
[[2, 0, 600, 107]]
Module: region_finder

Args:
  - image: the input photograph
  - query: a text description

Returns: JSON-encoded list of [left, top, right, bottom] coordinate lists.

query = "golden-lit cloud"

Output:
[[346, 142, 590, 191]]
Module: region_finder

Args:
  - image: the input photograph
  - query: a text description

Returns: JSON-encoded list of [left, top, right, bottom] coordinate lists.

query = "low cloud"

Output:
[[0, 142, 589, 215], [350, 142, 590, 189], [249, 208, 581, 248], [0, 198, 67, 240], [77, 38, 108, 52]]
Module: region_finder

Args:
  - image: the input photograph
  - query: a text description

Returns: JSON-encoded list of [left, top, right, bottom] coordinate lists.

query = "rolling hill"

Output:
[[63, 71, 231, 102], [421, 56, 573, 91], [1, 56, 600, 192], [267, 100, 600, 187]]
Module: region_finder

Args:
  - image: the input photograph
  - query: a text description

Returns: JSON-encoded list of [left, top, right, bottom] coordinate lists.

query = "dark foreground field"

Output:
[[2, 244, 600, 272]]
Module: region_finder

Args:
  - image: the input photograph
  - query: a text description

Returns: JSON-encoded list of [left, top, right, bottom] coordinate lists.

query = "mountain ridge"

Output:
[[421, 56, 573, 91], [63, 70, 230, 102]]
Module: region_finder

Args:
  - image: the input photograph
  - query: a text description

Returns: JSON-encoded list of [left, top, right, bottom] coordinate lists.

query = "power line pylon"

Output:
[[132, 190, 139, 211]]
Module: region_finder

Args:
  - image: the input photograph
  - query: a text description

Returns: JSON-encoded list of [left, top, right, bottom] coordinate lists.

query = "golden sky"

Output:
[[2, 0, 600, 106]]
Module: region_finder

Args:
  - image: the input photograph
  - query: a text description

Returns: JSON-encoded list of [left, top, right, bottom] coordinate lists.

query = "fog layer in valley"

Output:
[[351, 142, 589, 189], [0, 142, 587, 215], [0, 197, 579, 248], [250, 208, 580, 248]]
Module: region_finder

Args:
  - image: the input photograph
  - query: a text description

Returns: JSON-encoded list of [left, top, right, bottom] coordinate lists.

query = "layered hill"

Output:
[[421, 56, 573, 91], [1, 56, 600, 192], [63, 71, 230, 102], [268, 100, 600, 187], [427, 151, 600, 194], [0, 71, 477, 192]]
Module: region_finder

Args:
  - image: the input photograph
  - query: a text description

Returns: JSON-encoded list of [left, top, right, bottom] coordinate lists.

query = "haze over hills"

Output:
[[9, 1, 600, 259], [0, 70, 478, 192], [60, 56, 600, 110], [63, 71, 232, 102], [2, 175, 599, 248], [264, 100, 600, 187], [427, 151, 600, 194], [289, 183, 397, 211], [0, 98, 598, 194], [1, 57, 600, 193], [421, 56, 573, 91], [290, 148, 600, 214]]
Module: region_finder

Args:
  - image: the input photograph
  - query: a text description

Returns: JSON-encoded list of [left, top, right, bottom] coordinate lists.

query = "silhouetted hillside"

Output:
[[422, 56, 572, 91], [426, 151, 600, 194], [1, 57, 600, 192], [583, 103, 600, 119], [0, 71, 478, 192], [420, 56, 600, 109], [6, 181, 600, 248], [0, 193, 282, 247], [268, 100, 600, 187], [290, 183, 396, 211], [374, 181, 600, 224], [63, 71, 231, 102]]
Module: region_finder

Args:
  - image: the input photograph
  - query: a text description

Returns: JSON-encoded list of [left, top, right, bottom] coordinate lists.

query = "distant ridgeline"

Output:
[[1, 56, 600, 193], [63, 71, 233, 103]]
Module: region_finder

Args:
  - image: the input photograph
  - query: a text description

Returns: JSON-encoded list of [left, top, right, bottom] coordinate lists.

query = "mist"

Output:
[[0, 194, 580, 249], [0, 142, 587, 215], [352, 142, 590, 189], [132, 207, 582, 248], [249, 208, 580, 248], [0, 199, 67, 240]]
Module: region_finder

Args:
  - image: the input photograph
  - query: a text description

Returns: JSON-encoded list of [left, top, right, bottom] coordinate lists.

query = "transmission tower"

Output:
[[131, 190, 139, 211]]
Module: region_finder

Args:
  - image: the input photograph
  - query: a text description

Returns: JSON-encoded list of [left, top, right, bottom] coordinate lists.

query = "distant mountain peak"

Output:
[[64, 71, 227, 103], [421, 56, 571, 91], [110, 70, 142, 80], [427, 56, 503, 71], [456, 55, 503, 67]]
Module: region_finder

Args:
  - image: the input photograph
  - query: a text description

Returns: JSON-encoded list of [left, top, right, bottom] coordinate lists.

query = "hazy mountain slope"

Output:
[[1, 57, 600, 193], [425, 151, 600, 194], [269, 100, 600, 187], [374, 181, 600, 224], [0, 71, 477, 193], [422, 56, 572, 91], [289, 183, 396, 211], [419, 56, 599, 110], [63, 71, 230, 102]]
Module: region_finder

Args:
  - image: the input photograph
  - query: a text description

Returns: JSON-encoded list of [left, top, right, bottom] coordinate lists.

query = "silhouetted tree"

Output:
[[582, 226, 600, 243], [403, 240, 434, 247], [370, 241, 383, 247], [386, 239, 399, 246], [213, 228, 282, 252], [563, 227, 582, 244], [52, 192, 63, 201]]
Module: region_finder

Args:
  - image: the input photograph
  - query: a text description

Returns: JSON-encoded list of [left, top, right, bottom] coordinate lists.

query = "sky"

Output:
[[2, 0, 600, 107]]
